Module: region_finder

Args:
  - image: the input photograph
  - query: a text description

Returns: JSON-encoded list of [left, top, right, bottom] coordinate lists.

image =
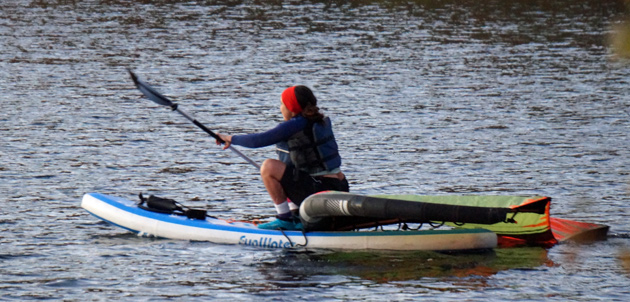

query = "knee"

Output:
[[260, 159, 285, 178]]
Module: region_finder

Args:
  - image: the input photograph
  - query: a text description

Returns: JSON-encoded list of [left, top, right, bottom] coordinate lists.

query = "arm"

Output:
[[229, 117, 307, 148]]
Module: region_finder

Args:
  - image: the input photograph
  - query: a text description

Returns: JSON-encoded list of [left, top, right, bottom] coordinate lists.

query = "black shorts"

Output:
[[280, 165, 349, 206]]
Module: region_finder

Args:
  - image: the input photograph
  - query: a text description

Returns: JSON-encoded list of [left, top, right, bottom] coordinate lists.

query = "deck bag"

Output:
[[138, 193, 207, 220]]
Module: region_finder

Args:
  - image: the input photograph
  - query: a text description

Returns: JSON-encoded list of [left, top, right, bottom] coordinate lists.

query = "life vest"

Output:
[[287, 117, 341, 175]]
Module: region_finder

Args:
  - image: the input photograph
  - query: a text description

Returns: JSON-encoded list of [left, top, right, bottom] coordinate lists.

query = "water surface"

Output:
[[1, 0, 630, 300]]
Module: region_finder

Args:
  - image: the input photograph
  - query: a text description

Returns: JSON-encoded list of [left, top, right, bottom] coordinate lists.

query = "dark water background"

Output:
[[2, 0, 630, 300]]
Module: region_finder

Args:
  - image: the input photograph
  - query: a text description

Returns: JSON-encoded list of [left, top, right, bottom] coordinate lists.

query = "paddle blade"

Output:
[[128, 70, 175, 107]]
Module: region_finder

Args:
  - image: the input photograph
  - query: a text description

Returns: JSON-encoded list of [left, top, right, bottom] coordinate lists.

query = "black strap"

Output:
[[137, 193, 210, 220], [288, 135, 335, 151], [301, 152, 339, 168]]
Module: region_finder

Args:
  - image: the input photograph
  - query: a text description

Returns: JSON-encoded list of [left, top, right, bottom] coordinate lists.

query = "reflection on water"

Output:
[[609, 19, 630, 59], [620, 248, 630, 276], [262, 247, 552, 283]]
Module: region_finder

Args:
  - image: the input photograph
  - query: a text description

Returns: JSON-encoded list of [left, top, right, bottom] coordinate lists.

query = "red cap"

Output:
[[281, 86, 302, 114]]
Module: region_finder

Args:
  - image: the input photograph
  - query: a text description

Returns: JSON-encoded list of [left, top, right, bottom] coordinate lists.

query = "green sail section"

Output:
[[373, 195, 552, 236], [444, 213, 551, 235], [375, 195, 544, 208]]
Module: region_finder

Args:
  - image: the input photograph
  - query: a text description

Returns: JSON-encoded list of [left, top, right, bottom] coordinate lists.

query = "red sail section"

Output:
[[550, 217, 609, 243]]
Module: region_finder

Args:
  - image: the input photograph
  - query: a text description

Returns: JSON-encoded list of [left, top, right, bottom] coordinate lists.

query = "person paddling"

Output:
[[216, 86, 349, 230]]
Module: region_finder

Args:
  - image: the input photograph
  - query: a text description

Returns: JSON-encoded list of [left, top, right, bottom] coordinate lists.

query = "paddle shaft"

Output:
[[171, 104, 261, 170]]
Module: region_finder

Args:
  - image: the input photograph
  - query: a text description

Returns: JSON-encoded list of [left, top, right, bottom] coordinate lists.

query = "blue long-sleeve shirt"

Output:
[[231, 116, 308, 148]]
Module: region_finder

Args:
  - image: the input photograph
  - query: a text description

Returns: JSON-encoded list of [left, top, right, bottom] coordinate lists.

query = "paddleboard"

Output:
[[81, 193, 497, 251]]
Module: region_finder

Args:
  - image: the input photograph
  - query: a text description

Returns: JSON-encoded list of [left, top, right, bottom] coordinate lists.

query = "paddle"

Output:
[[128, 70, 261, 169]]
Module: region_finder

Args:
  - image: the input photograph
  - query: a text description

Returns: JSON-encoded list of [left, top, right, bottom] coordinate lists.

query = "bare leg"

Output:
[[257, 159, 303, 230], [260, 159, 287, 205]]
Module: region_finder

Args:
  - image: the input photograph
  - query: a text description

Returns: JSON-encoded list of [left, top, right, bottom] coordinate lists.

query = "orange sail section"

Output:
[[550, 217, 609, 243]]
